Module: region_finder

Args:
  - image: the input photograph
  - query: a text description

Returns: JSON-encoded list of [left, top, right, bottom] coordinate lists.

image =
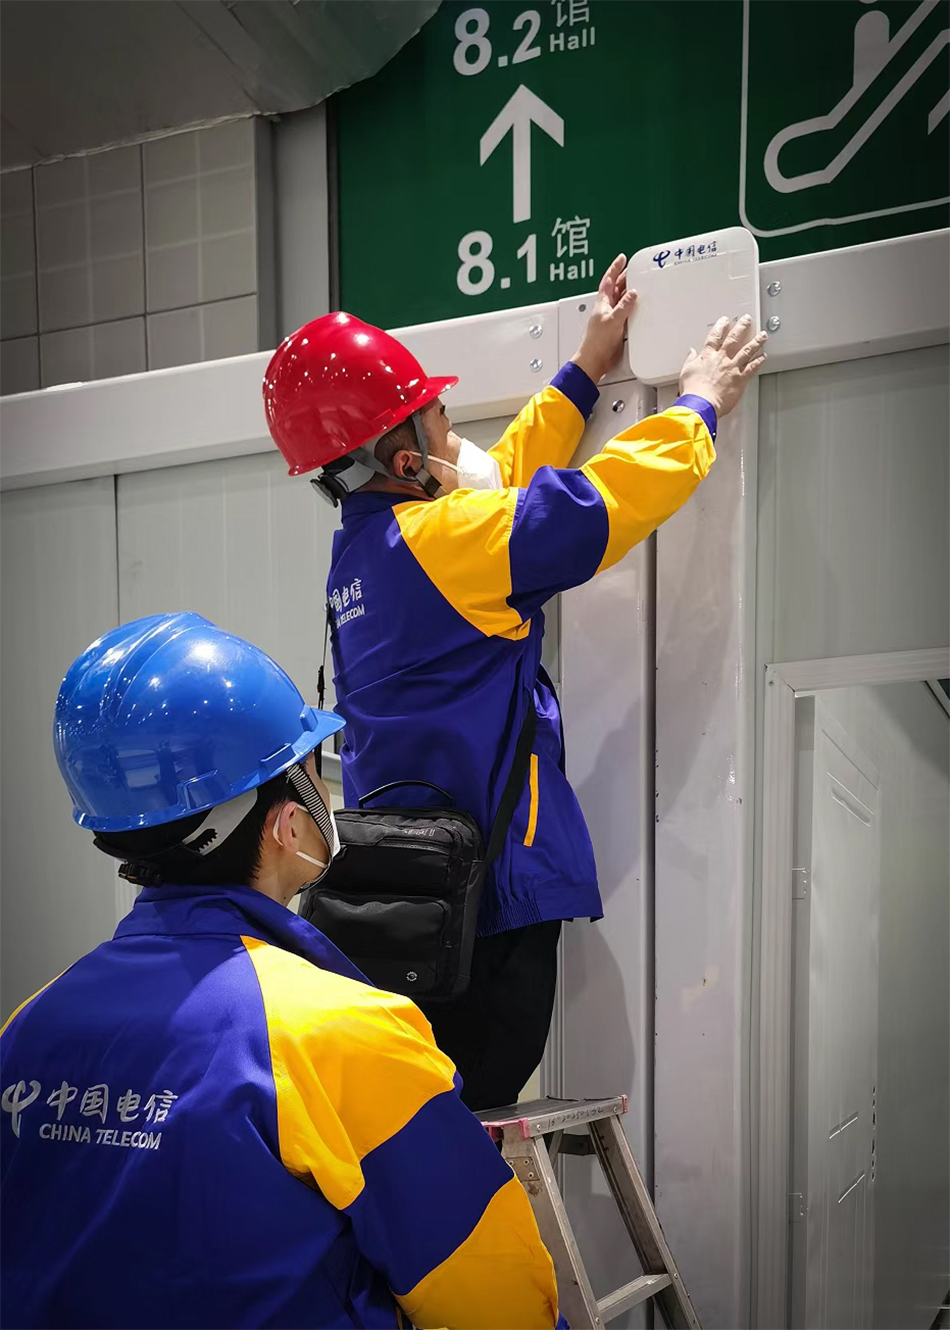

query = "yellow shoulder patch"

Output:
[[394, 490, 530, 640], [242, 937, 457, 1209]]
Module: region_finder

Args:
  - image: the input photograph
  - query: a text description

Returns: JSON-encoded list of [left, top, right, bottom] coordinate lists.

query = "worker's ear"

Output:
[[390, 448, 418, 480], [270, 800, 302, 852]]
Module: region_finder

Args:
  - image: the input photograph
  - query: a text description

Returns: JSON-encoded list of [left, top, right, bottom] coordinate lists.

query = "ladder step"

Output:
[[477, 1096, 628, 1140], [598, 1273, 673, 1320]]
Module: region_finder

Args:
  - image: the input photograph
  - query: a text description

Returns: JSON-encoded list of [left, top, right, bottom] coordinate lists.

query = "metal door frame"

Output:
[[754, 646, 950, 1328]]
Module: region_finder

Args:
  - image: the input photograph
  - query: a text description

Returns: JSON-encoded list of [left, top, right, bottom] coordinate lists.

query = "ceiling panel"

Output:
[[0, 0, 440, 168]]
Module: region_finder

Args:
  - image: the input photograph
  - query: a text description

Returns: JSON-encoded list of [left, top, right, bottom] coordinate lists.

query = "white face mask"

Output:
[[413, 438, 502, 492], [294, 806, 341, 880], [273, 803, 340, 887]]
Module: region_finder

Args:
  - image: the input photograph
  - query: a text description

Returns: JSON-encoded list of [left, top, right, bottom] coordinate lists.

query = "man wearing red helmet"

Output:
[[264, 257, 767, 1110]]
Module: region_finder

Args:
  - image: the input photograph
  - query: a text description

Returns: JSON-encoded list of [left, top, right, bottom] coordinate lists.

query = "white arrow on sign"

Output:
[[479, 84, 565, 224]]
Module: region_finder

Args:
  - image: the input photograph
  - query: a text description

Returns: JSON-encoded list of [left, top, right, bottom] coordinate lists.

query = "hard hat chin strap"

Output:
[[403, 412, 443, 499], [311, 410, 443, 506], [285, 763, 335, 852]]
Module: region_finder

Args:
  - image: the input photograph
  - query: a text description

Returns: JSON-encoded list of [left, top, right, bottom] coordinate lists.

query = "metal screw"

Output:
[[530, 358, 543, 372], [406, 971, 417, 983], [611, 399, 625, 413], [529, 323, 543, 339], [578, 303, 587, 312], [766, 315, 782, 333], [767, 281, 782, 297]]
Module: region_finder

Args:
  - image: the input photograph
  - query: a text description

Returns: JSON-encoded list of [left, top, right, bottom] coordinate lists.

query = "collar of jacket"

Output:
[[340, 490, 419, 521], [114, 882, 368, 985]]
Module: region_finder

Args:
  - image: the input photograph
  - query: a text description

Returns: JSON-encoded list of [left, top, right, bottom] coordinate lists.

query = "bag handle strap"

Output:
[[484, 694, 537, 865], [314, 601, 335, 779], [317, 600, 332, 711], [358, 780, 455, 808]]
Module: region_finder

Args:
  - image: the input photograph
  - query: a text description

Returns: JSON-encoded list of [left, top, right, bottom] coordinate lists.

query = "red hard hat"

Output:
[[263, 312, 458, 476]]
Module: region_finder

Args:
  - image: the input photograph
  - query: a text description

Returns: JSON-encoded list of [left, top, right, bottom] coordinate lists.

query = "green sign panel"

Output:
[[337, 0, 949, 329]]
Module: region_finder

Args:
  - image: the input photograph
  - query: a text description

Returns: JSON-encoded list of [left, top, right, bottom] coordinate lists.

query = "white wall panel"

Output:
[[393, 303, 561, 424], [560, 385, 655, 1325], [117, 452, 338, 709], [757, 231, 949, 376], [654, 386, 759, 1329], [0, 350, 274, 491], [759, 345, 949, 663], [1, 478, 119, 1022]]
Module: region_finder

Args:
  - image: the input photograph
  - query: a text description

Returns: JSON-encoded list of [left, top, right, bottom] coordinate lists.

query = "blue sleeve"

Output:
[[551, 362, 599, 421], [674, 393, 718, 441]]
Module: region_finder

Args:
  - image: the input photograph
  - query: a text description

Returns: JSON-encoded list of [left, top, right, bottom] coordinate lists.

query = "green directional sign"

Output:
[[742, 0, 949, 237], [336, 0, 949, 329]]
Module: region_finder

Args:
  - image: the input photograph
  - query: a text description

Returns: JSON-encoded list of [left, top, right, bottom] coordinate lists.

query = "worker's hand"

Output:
[[678, 315, 768, 418], [571, 254, 638, 384]]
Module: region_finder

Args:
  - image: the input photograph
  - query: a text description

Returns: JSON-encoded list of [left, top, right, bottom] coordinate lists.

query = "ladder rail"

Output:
[[503, 1130, 603, 1330], [589, 1115, 701, 1330]]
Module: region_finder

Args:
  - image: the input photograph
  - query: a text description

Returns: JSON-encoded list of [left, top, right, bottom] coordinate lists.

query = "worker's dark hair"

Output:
[[374, 419, 417, 475], [93, 771, 296, 888]]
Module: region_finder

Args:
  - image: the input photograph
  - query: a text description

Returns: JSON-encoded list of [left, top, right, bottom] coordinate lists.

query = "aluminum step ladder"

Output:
[[478, 1097, 701, 1330]]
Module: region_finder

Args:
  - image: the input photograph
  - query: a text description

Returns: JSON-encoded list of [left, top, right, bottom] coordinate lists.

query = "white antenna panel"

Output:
[[626, 226, 760, 386]]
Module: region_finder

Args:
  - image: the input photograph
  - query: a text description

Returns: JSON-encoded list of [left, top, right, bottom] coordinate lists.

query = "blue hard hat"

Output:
[[54, 612, 345, 833]]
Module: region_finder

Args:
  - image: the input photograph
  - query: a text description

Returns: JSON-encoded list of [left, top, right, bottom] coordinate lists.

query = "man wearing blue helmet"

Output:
[[0, 614, 563, 1330]]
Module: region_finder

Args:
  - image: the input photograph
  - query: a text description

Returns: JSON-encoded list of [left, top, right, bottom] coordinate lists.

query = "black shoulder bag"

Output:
[[301, 663, 536, 1000]]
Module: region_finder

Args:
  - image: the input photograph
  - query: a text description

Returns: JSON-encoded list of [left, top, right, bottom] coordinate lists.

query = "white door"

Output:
[[790, 698, 881, 1330]]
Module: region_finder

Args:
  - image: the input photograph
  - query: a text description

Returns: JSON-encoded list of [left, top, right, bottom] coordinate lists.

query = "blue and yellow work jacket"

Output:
[[0, 884, 561, 1329], [329, 364, 717, 935]]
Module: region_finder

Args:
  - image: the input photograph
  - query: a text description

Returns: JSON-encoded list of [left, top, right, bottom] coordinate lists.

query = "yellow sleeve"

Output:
[[489, 385, 587, 487], [581, 404, 716, 572], [243, 939, 560, 1329], [399, 1177, 560, 1330]]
